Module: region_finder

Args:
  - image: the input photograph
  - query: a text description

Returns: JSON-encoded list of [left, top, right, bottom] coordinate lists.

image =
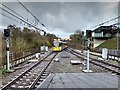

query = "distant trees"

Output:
[[2, 25, 57, 65], [7, 25, 57, 51], [46, 33, 58, 47], [75, 29, 82, 35], [69, 29, 82, 49], [9, 26, 34, 51]]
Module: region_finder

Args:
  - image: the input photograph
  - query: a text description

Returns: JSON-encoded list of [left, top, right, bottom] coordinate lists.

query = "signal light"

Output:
[[87, 40, 91, 50], [44, 31, 46, 36], [82, 31, 84, 36], [4, 29, 10, 37], [86, 30, 92, 38], [111, 25, 116, 33]]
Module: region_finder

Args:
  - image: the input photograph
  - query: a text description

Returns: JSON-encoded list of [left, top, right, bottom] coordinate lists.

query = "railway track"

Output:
[[66, 48, 120, 75], [1, 51, 58, 90], [2, 51, 53, 86]]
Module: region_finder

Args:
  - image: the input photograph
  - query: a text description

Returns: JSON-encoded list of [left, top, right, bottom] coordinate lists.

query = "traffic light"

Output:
[[86, 30, 92, 38], [4, 29, 10, 37]]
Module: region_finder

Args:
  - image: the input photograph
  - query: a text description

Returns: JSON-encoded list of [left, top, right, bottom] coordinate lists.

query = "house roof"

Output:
[[93, 26, 114, 33]]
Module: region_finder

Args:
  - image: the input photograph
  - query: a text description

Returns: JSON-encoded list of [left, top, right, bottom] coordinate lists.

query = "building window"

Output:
[[95, 32, 103, 37]]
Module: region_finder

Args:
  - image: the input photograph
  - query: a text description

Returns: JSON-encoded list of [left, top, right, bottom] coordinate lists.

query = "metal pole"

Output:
[[83, 38, 92, 72], [118, 3, 120, 50], [117, 29, 119, 50], [6, 38, 10, 70], [43, 31, 46, 53], [82, 37, 84, 51], [82, 31, 84, 51], [87, 49, 89, 71]]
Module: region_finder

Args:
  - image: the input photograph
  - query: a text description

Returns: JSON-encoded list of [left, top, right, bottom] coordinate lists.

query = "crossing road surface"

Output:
[[37, 73, 119, 89]]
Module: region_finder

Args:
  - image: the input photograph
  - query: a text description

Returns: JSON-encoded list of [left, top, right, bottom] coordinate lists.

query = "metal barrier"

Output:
[[98, 48, 120, 57], [91, 48, 120, 61], [2, 48, 39, 68], [12, 52, 37, 67]]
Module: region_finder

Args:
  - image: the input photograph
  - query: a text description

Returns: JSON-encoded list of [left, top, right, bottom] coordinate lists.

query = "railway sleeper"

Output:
[[37, 81, 42, 84], [42, 73, 48, 76], [39, 78, 45, 81], [40, 75, 47, 79], [35, 85, 39, 88]]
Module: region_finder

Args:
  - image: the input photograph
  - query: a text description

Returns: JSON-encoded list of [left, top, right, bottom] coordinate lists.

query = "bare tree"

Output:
[[75, 29, 82, 35]]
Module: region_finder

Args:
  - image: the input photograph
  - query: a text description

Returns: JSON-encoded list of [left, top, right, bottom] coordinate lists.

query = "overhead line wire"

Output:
[[17, 0, 49, 30], [0, 6, 45, 32], [90, 16, 120, 30]]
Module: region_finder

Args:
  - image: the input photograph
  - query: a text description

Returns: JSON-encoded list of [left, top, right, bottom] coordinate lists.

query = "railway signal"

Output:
[[4, 29, 10, 70], [83, 30, 92, 72], [42, 31, 46, 54], [82, 49, 92, 73], [82, 31, 84, 36], [4, 29, 10, 37], [86, 30, 92, 38], [82, 31, 85, 50], [86, 30, 92, 50], [87, 38, 91, 50], [43, 31, 46, 36]]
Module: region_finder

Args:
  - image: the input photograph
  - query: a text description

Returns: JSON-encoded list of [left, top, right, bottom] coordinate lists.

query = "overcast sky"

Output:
[[0, 1, 118, 38]]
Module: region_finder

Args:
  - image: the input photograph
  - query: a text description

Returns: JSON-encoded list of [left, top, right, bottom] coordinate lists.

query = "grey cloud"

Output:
[[1, 2, 118, 38]]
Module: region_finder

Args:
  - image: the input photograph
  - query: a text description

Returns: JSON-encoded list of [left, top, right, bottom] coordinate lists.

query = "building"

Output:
[[92, 25, 118, 48]]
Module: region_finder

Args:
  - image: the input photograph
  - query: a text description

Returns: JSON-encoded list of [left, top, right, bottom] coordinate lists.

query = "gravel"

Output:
[[1, 51, 51, 86], [2, 61, 37, 85], [2, 50, 113, 88], [49, 51, 108, 73]]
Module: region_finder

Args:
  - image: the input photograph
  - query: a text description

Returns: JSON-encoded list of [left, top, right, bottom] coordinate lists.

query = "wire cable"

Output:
[[0, 3, 38, 27], [90, 16, 120, 30], [0, 3, 27, 22], [0, 6, 45, 32], [17, 0, 48, 29], [0, 12, 20, 24]]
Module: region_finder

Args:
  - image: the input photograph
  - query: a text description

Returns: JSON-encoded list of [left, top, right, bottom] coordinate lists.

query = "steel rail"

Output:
[[1, 51, 54, 90], [28, 52, 58, 90], [66, 48, 120, 75]]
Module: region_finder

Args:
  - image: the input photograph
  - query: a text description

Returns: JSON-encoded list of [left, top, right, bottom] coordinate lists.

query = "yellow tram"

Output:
[[52, 46, 62, 51], [52, 39, 67, 52]]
